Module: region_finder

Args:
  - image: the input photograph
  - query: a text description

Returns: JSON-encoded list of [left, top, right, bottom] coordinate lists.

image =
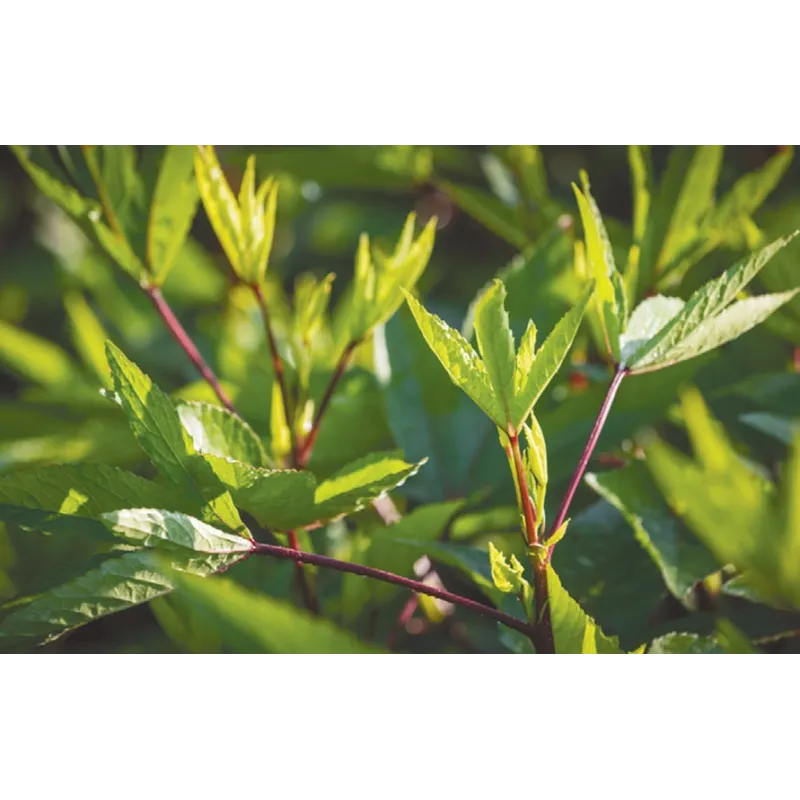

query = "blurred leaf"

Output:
[[439, 181, 528, 249], [64, 290, 112, 388], [166, 570, 383, 653], [648, 633, 723, 654], [148, 146, 200, 281], [0, 320, 84, 387], [587, 463, 719, 601]]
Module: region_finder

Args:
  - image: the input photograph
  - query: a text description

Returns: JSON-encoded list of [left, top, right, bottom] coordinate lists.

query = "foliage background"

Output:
[[1, 145, 798, 653]]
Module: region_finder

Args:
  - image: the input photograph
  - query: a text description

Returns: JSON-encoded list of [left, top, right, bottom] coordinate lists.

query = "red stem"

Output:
[[547, 365, 627, 556], [296, 340, 359, 468], [251, 283, 297, 465], [509, 432, 553, 654], [249, 541, 535, 637], [144, 285, 236, 414]]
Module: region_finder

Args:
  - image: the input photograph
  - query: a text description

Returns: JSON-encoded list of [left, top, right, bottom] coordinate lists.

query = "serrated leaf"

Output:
[[403, 290, 504, 426], [105, 340, 246, 535], [148, 146, 200, 281], [166, 570, 383, 653], [103, 509, 254, 553], [547, 564, 623, 654], [488, 541, 528, 594], [194, 145, 242, 276], [178, 401, 268, 467], [510, 281, 594, 428], [587, 463, 719, 601], [0, 549, 241, 649], [620, 295, 684, 365], [573, 179, 621, 359], [635, 290, 798, 371], [628, 235, 797, 372], [473, 280, 516, 424], [0, 463, 184, 517], [313, 452, 426, 522]]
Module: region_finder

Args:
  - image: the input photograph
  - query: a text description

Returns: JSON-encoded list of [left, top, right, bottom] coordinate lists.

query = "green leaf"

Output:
[[178, 401, 268, 467], [587, 463, 719, 601], [659, 145, 723, 268], [11, 145, 99, 218], [648, 633, 723, 654], [573, 177, 622, 360], [488, 541, 528, 595], [620, 295, 684, 365], [473, 280, 516, 425], [105, 340, 246, 535], [148, 146, 200, 281], [628, 145, 652, 245], [0, 463, 184, 517], [715, 618, 757, 654], [89, 215, 147, 280], [167, 570, 384, 653], [510, 281, 594, 428], [103, 509, 255, 554], [627, 235, 798, 372], [64, 291, 112, 388], [0, 549, 241, 650], [439, 181, 529, 249], [547, 564, 624, 654], [0, 321, 83, 387], [402, 290, 504, 426], [313, 452, 426, 522], [637, 291, 798, 370], [194, 145, 242, 276]]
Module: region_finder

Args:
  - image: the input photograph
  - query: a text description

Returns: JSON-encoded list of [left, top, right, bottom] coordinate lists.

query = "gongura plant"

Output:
[[0, 145, 798, 653]]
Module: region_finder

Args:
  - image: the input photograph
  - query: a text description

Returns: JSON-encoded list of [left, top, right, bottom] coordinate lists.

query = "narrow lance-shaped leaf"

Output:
[[472, 280, 516, 426], [402, 290, 504, 427], [510, 281, 594, 428], [148, 146, 200, 282], [573, 177, 622, 360], [194, 145, 242, 276]]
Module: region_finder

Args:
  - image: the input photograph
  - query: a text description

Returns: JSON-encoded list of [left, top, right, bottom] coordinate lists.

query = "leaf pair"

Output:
[[576, 172, 800, 372], [194, 147, 278, 285], [337, 213, 437, 345], [404, 279, 594, 432]]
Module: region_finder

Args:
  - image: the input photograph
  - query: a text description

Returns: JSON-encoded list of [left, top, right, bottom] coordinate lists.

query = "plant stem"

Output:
[[287, 530, 318, 614], [251, 282, 297, 465], [296, 340, 359, 468], [509, 432, 554, 654], [547, 365, 627, 556], [249, 541, 535, 638], [144, 284, 236, 414]]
